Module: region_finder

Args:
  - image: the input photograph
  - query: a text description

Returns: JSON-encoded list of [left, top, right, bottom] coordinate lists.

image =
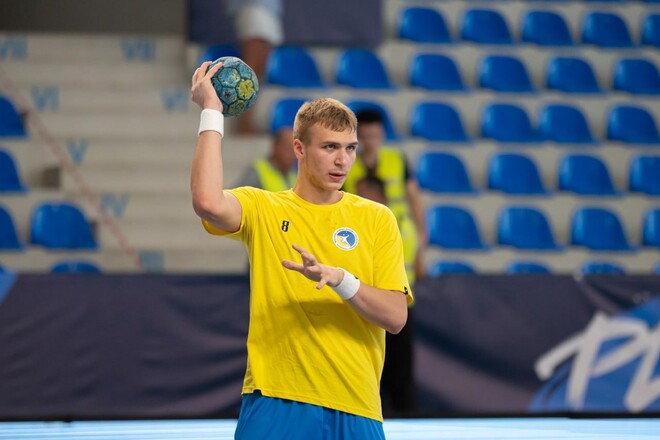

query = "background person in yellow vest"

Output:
[[356, 175, 418, 417], [343, 110, 427, 283], [236, 127, 297, 191]]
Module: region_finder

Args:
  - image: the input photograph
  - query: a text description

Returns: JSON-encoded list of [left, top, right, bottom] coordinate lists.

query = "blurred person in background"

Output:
[[235, 127, 297, 191]]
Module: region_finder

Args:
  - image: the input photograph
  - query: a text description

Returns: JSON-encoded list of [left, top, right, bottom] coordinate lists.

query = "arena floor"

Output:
[[1, 418, 660, 439]]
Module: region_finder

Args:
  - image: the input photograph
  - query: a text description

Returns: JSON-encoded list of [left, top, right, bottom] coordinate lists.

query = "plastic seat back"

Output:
[[522, 10, 573, 46], [629, 155, 660, 195], [267, 47, 324, 88], [581, 261, 626, 275], [613, 58, 660, 95], [30, 202, 98, 249], [336, 49, 394, 89], [571, 207, 632, 251], [488, 153, 546, 194], [411, 102, 470, 142], [271, 98, 306, 133], [481, 103, 539, 143], [479, 55, 534, 92], [506, 261, 551, 274], [0, 96, 26, 137], [558, 154, 618, 195], [0, 149, 27, 191], [409, 53, 465, 91], [607, 105, 660, 144], [346, 100, 398, 141], [427, 205, 488, 249], [0, 204, 24, 250], [461, 9, 513, 44], [642, 14, 660, 47], [417, 152, 475, 193], [582, 12, 633, 47], [546, 57, 600, 93], [51, 260, 101, 274], [642, 208, 660, 247], [399, 7, 451, 43], [429, 261, 476, 276], [539, 104, 595, 144], [498, 206, 560, 250]]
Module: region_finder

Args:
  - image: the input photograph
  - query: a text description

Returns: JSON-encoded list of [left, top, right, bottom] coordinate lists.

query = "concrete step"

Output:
[[0, 33, 186, 63], [2, 61, 188, 88]]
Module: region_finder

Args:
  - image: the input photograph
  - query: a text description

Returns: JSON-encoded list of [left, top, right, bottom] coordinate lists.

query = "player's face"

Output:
[[296, 124, 358, 192], [357, 122, 384, 155]]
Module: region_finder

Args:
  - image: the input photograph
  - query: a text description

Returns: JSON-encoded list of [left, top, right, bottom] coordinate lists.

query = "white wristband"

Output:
[[332, 268, 360, 300], [198, 109, 224, 137]]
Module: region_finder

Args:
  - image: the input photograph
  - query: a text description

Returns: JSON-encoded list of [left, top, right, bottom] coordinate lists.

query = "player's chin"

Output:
[[327, 174, 346, 189]]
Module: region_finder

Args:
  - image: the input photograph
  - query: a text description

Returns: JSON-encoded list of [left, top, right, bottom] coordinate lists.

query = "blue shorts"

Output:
[[234, 391, 385, 440]]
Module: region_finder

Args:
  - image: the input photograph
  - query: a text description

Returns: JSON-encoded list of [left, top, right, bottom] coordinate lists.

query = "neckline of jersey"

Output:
[[288, 189, 349, 210]]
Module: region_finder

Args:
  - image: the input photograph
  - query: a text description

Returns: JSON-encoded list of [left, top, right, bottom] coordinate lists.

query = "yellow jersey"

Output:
[[203, 187, 412, 421]]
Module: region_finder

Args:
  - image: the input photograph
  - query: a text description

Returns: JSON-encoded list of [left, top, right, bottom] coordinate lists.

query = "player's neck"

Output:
[[293, 180, 342, 205]]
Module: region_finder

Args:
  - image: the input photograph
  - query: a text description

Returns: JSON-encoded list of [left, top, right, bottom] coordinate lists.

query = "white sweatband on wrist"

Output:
[[332, 268, 360, 300], [198, 109, 224, 137]]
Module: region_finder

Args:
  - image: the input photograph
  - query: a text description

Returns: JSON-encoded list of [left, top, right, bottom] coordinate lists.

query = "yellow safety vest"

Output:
[[343, 147, 418, 282], [254, 158, 297, 192]]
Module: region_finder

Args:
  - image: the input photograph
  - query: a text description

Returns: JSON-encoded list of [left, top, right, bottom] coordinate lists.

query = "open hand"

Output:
[[282, 244, 343, 289]]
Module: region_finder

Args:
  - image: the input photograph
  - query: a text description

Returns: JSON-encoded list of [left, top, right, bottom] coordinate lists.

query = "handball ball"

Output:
[[206, 57, 259, 117]]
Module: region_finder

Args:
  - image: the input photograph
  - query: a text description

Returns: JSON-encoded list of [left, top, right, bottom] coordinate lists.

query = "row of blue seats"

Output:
[[398, 7, 660, 47], [428, 260, 660, 276], [205, 44, 660, 94], [427, 205, 660, 251], [418, 152, 660, 196], [272, 98, 660, 144], [0, 202, 97, 250]]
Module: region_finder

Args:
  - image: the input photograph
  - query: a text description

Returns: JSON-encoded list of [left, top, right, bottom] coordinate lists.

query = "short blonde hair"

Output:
[[293, 98, 357, 143]]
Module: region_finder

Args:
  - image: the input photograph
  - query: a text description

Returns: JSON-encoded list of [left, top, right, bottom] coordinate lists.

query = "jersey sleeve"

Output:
[[373, 206, 414, 305], [201, 187, 259, 243]]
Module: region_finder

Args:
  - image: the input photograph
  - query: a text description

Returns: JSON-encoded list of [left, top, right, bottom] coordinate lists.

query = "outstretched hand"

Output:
[[191, 61, 223, 112], [282, 244, 344, 290]]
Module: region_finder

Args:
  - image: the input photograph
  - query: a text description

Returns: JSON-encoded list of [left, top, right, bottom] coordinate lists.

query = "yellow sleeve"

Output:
[[200, 187, 260, 242], [373, 206, 414, 305]]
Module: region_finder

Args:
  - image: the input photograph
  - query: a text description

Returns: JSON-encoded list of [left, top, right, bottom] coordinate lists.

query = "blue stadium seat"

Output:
[[607, 105, 660, 144], [346, 100, 399, 141], [51, 260, 101, 274], [0, 204, 24, 250], [428, 261, 476, 276], [0, 96, 26, 137], [267, 47, 324, 88], [629, 155, 660, 195], [30, 202, 98, 249], [539, 104, 596, 144], [461, 9, 513, 44], [270, 97, 306, 133], [481, 103, 540, 143], [582, 12, 634, 47], [409, 53, 466, 91], [398, 7, 451, 43], [581, 261, 626, 275], [522, 10, 573, 46], [506, 261, 551, 274], [546, 57, 601, 93], [411, 102, 470, 142], [641, 14, 660, 47], [336, 49, 394, 89], [571, 207, 633, 251], [487, 153, 547, 195], [479, 55, 534, 93], [558, 155, 618, 196], [497, 206, 561, 250], [416, 152, 475, 193], [198, 44, 240, 64], [427, 205, 488, 250], [643, 208, 660, 247], [0, 148, 27, 192], [613, 58, 660, 95]]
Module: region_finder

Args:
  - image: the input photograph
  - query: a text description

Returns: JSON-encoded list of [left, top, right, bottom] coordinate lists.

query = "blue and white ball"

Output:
[[207, 56, 259, 117]]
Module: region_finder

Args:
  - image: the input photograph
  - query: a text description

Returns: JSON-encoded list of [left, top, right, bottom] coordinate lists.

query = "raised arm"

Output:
[[282, 244, 408, 334], [190, 61, 243, 233]]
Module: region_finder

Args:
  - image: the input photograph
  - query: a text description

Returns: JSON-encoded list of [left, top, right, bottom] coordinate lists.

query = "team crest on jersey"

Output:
[[333, 227, 358, 251]]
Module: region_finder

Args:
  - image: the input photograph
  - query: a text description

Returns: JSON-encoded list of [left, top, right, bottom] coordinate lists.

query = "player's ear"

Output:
[[293, 138, 304, 159]]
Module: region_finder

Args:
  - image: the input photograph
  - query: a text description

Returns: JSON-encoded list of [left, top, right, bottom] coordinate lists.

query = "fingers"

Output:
[[191, 61, 221, 86], [316, 273, 330, 290], [281, 259, 304, 273], [291, 244, 317, 266]]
